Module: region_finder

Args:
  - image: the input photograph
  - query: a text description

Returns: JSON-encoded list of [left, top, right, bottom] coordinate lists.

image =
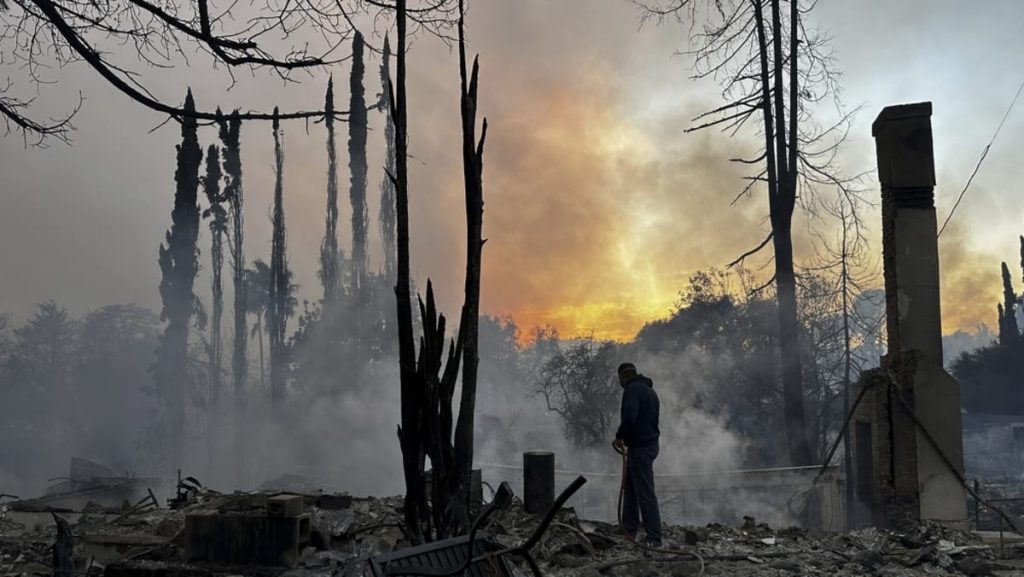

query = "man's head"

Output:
[[617, 362, 638, 386]]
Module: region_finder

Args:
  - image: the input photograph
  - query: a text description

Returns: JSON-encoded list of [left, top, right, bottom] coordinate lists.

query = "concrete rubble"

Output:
[[4, 478, 1024, 577]]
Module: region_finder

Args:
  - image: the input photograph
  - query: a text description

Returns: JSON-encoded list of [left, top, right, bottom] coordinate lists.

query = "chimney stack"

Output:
[[851, 103, 967, 527]]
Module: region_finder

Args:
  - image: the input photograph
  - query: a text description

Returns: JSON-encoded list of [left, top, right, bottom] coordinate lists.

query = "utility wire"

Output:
[[938, 76, 1024, 238]]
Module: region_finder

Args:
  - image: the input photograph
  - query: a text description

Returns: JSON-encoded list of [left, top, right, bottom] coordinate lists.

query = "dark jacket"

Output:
[[615, 374, 660, 448]]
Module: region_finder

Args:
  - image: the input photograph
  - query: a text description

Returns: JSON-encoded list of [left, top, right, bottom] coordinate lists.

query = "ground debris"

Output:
[[2, 476, 1020, 577]]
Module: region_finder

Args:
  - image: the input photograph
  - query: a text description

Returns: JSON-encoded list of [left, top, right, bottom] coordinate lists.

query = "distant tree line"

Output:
[[954, 236, 1024, 415], [531, 267, 885, 468]]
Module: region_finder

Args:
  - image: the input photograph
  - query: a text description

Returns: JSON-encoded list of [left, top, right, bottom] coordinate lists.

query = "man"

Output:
[[613, 362, 662, 547]]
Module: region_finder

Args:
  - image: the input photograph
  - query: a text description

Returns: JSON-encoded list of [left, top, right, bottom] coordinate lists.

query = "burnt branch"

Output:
[[1, 0, 458, 143], [728, 231, 773, 268]]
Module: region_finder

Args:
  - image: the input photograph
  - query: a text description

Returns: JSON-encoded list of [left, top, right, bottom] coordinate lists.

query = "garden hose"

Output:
[[614, 443, 705, 575]]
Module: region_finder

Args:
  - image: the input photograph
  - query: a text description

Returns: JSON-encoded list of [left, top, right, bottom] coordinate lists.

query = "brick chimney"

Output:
[[850, 103, 967, 527]]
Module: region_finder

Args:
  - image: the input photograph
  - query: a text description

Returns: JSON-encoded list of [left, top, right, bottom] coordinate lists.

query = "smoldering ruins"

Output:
[[3, 0, 1024, 576]]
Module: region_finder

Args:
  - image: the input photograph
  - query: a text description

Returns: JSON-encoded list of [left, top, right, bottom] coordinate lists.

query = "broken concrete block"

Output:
[[315, 494, 352, 510], [269, 494, 304, 518], [185, 510, 311, 567]]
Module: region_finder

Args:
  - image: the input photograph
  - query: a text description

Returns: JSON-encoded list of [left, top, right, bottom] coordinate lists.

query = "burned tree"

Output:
[[812, 198, 882, 524], [349, 32, 369, 295], [634, 0, 860, 466], [201, 145, 226, 419], [201, 143, 226, 478], [153, 89, 202, 471], [218, 109, 247, 483], [378, 36, 398, 282], [393, 0, 427, 542], [391, 0, 486, 542], [322, 78, 341, 304], [446, 0, 487, 534], [269, 110, 291, 420]]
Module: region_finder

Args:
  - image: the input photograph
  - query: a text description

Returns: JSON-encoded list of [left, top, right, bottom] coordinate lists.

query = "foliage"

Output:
[[0, 302, 161, 489], [532, 335, 618, 448], [953, 238, 1024, 415], [954, 345, 1024, 415]]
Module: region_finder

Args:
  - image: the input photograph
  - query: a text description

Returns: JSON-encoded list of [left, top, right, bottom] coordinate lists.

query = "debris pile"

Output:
[[2, 475, 1024, 576]]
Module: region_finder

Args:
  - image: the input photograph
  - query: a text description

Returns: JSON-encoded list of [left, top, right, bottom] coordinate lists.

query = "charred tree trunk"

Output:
[[154, 89, 202, 473], [754, 0, 811, 466], [393, 0, 488, 541], [420, 283, 461, 540], [839, 212, 854, 527], [449, 0, 487, 534], [269, 110, 289, 421], [379, 36, 398, 283], [391, 0, 430, 544]]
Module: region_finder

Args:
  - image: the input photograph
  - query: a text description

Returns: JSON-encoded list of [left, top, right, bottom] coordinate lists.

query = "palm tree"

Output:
[[245, 259, 298, 390]]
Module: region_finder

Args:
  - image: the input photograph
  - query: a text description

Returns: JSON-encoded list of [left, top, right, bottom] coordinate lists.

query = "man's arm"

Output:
[[616, 384, 640, 442]]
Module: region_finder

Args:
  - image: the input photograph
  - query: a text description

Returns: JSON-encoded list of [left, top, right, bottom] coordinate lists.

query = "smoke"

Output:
[[939, 220, 1004, 335]]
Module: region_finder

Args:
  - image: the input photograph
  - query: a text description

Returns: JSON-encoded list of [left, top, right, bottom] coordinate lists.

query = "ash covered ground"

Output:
[[3, 476, 1024, 577]]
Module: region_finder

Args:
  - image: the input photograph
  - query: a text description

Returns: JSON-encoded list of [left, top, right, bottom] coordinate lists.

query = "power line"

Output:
[[937, 76, 1024, 238]]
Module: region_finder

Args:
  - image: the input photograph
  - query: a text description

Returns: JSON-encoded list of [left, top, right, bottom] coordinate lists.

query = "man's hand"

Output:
[[612, 438, 625, 454]]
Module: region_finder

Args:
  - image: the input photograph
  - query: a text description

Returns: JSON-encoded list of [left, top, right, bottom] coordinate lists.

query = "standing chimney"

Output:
[[852, 103, 967, 527], [864, 101, 966, 524]]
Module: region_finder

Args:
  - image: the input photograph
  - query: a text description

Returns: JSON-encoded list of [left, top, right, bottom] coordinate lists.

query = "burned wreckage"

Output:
[[3, 103, 1024, 576]]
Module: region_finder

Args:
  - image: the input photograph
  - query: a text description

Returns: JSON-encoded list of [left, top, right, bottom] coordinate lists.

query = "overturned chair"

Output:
[[368, 476, 587, 577]]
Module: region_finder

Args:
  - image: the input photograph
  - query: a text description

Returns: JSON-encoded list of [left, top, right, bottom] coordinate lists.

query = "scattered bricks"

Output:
[[269, 494, 304, 518]]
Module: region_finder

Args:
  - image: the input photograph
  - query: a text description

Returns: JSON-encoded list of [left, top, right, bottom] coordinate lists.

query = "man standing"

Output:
[[613, 362, 662, 547]]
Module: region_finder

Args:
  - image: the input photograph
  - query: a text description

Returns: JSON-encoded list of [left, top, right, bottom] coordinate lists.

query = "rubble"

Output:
[[3, 474, 1024, 577]]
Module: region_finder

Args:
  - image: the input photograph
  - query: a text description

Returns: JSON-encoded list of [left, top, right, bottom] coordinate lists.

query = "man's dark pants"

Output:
[[623, 443, 662, 543]]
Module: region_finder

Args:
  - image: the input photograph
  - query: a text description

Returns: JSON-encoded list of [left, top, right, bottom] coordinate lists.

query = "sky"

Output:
[[1, 0, 1023, 343]]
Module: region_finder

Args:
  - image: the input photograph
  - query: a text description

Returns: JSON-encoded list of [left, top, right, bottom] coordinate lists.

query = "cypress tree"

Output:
[[321, 78, 340, 304], [218, 108, 246, 483], [154, 89, 202, 472], [349, 31, 369, 294], [269, 110, 290, 420], [1000, 261, 1020, 345]]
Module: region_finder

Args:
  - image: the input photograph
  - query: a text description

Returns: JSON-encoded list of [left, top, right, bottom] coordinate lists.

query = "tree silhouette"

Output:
[[201, 145, 226, 421], [378, 36, 398, 282], [633, 0, 861, 465], [998, 262, 1020, 345], [953, 237, 1024, 414], [321, 77, 341, 305], [533, 335, 618, 448], [269, 110, 292, 420], [217, 108, 247, 483], [153, 89, 202, 471], [349, 32, 369, 295]]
